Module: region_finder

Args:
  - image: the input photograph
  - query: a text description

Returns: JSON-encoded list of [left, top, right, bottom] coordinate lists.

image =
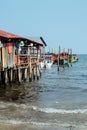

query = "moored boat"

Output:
[[40, 60, 53, 69], [71, 54, 78, 63]]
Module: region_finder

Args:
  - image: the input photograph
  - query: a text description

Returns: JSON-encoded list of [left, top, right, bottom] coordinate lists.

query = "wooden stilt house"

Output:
[[0, 30, 44, 85]]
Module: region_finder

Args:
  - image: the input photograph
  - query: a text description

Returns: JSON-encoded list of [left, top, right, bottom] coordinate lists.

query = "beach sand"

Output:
[[0, 123, 87, 130]]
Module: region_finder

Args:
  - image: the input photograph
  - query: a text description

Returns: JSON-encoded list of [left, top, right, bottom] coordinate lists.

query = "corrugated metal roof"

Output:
[[28, 37, 43, 43], [28, 37, 47, 46]]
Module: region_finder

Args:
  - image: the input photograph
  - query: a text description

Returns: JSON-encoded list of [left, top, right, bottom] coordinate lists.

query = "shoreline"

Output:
[[0, 123, 87, 130]]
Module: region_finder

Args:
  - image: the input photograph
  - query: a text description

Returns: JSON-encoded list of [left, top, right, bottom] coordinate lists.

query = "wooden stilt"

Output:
[[39, 65, 42, 77], [68, 49, 70, 67], [13, 70, 15, 82], [33, 67, 36, 81], [18, 68, 21, 84], [7, 69, 10, 83], [63, 48, 65, 69], [57, 45, 60, 71], [7, 68, 13, 86], [29, 67, 32, 82], [71, 49, 72, 67], [1, 47, 4, 71], [10, 68, 13, 83], [24, 68, 27, 81], [5, 69, 8, 85], [58, 66, 59, 71], [0, 71, 1, 83], [69, 49, 72, 67], [36, 65, 40, 80], [13, 69, 17, 82], [21, 69, 24, 81], [29, 54, 32, 82], [1, 71, 6, 87]]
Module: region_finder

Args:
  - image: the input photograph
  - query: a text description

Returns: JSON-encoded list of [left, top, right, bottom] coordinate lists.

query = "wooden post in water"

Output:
[[24, 68, 27, 81], [29, 67, 32, 82], [63, 48, 65, 69], [39, 64, 42, 77], [36, 65, 40, 80], [1, 47, 4, 71], [29, 57, 32, 82], [7, 68, 13, 85], [1, 47, 5, 86], [36, 48, 40, 80], [70, 49, 72, 66], [10, 68, 13, 83], [1, 71, 5, 86], [17, 68, 21, 84], [68, 48, 70, 67], [57, 45, 60, 71], [33, 67, 36, 81], [4, 69, 8, 85], [27, 46, 30, 82], [13, 69, 17, 82]]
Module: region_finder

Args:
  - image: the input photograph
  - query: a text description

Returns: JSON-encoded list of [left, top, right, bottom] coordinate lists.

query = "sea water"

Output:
[[0, 54, 87, 130]]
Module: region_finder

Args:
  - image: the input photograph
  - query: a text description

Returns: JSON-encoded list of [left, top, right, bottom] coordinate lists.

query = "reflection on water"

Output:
[[0, 82, 41, 103]]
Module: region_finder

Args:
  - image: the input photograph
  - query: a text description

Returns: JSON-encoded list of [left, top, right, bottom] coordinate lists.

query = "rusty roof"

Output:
[[0, 30, 43, 46], [0, 30, 26, 39]]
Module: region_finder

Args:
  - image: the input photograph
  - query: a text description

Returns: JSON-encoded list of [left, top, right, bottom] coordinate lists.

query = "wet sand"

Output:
[[0, 123, 87, 130]]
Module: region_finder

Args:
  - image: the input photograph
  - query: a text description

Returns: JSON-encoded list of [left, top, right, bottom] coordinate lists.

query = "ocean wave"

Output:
[[31, 106, 87, 114], [1, 101, 87, 115], [0, 119, 87, 129], [0, 119, 80, 128]]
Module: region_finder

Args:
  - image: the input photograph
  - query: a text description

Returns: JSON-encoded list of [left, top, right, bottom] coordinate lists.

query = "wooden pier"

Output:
[[0, 30, 46, 87], [51, 46, 73, 70]]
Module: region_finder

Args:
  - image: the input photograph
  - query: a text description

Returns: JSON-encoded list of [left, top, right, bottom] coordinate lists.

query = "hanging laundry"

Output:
[[7, 42, 13, 53]]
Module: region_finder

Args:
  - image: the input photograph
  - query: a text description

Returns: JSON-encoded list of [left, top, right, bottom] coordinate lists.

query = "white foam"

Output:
[[8, 119, 22, 124], [0, 101, 19, 109], [1, 101, 87, 115], [0, 119, 23, 125], [1, 119, 87, 129], [31, 106, 87, 114]]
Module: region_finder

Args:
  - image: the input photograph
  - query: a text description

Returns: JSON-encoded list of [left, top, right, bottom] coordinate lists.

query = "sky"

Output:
[[0, 0, 87, 54]]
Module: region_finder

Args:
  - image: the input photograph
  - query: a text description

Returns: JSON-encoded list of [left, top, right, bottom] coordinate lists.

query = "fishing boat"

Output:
[[40, 60, 53, 69], [45, 60, 53, 68], [40, 52, 53, 69], [51, 52, 69, 66], [71, 54, 78, 63], [51, 53, 58, 64], [58, 52, 69, 66]]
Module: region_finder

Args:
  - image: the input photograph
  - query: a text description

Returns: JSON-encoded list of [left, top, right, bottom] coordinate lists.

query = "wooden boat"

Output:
[[71, 54, 78, 63], [58, 52, 69, 66], [51, 52, 69, 65], [45, 60, 53, 68], [40, 52, 53, 69], [40, 60, 53, 69], [51, 53, 58, 63]]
